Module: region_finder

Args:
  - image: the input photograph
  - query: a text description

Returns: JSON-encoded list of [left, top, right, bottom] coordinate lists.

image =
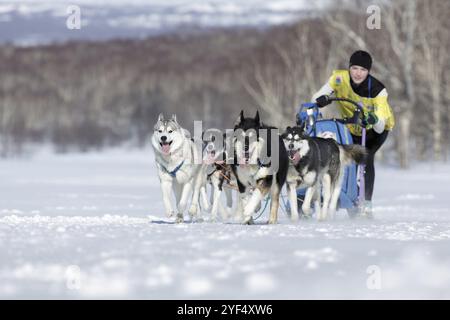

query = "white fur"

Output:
[[298, 140, 310, 158], [191, 163, 234, 221], [243, 188, 264, 222], [151, 118, 201, 223], [287, 183, 298, 222], [235, 157, 276, 224]]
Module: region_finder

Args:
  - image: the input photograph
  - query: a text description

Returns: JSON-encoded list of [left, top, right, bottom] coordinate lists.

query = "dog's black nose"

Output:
[[289, 143, 294, 149], [161, 136, 167, 142]]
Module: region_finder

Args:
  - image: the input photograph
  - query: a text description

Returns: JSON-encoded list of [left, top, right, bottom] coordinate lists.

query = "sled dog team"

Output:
[[151, 111, 366, 224]]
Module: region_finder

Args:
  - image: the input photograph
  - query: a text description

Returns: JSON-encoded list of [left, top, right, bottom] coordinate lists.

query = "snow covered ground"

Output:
[[1, 148, 450, 299]]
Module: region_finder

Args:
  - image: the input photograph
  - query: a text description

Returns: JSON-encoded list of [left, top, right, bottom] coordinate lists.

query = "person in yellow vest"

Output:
[[311, 50, 395, 218]]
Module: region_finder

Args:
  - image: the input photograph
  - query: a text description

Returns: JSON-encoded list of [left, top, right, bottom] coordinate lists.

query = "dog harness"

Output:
[[160, 160, 185, 177], [257, 158, 271, 168]]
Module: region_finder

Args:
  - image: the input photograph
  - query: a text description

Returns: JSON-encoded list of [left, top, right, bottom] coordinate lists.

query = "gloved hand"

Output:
[[366, 111, 378, 125], [360, 111, 378, 128], [315, 95, 332, 108]]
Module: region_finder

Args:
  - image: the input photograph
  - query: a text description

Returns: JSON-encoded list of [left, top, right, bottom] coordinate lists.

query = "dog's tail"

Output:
[[340, 144, 367, 166]]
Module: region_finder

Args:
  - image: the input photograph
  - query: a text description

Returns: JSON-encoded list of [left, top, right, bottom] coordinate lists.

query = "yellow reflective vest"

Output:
[[328, 70, 395, 136]]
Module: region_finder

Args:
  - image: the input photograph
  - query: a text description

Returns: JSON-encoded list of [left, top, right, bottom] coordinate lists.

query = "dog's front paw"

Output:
[[290, 213, 299, 223], [364, 212, 374, 220], [188, 204, 198, 217], [242, 216, 254, 225], [220, 210, 230, 221], [175, 213, 184, 223], [233, 211, 243, 223], [210, 216, 218, 223], [190, 215, 204, 223], [267, 218, 277, 225], [302, 206, 313, 216], [301, 213, 312, 220], [166, 211, 175, 218]]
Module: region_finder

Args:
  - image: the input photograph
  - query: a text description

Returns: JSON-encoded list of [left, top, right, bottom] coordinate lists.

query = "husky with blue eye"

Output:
[[151, 114, 202, 223], [281, 124, 367, 221], [231, 110, 289, 225]]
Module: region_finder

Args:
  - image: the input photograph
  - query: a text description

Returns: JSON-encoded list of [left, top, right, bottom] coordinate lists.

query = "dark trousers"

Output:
[[351, 130, 389, 201]]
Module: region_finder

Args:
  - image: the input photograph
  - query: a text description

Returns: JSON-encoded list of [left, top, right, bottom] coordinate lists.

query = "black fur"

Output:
[[231, 110, 289, 224], [232, 111, 288, 191], [282, 125, 341, 187]]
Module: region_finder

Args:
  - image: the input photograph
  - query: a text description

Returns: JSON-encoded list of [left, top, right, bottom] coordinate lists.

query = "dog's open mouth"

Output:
[[288, 149, 301, 163], [239, 151, 251, 165], [160, 141, 172, 154], [204, 150, 216, 164]]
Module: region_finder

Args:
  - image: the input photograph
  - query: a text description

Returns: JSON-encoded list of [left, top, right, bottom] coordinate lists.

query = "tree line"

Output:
[[0, 0, 448, 168]]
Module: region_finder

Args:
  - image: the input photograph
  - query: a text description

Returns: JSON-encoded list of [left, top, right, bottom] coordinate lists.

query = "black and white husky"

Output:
[[232, 110, 289, 224], [151, 114, 201, 223], [281, 125, 366, 221]]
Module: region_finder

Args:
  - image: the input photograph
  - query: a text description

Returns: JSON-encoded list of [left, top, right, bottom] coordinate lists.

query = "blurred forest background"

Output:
[[0, 0, 449, 168]]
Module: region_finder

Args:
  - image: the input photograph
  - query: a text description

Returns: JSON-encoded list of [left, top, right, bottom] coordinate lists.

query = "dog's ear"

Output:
[[254, 110, 260, 127], [234, 110, 244, 127], [158, 113, 164, 122], [171, 114, 178, 123]]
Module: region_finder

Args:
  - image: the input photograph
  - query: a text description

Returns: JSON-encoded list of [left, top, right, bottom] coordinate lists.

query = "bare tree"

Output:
[[323, 0, 419, 168], [415, 0, 449, 161], [0, 3, 448, 164]]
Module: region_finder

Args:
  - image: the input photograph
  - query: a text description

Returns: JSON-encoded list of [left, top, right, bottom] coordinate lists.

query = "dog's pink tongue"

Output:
[[161, 144, 170, 154], [291, 152, 301, 165], [204, 153, 215, 164]]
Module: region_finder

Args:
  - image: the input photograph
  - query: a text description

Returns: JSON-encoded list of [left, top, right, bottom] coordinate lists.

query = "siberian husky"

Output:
[[281, 125, 366, 221], [151, 114, 201, 223], [231, 110, 289, 224], [190, 132, 235, 221]]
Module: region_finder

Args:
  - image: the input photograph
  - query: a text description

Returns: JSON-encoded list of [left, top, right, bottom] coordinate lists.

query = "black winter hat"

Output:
[[349, 50, 372, 70]]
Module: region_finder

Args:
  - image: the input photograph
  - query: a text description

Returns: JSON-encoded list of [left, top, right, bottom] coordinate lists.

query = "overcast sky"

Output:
[[0, 0, 315, 8]]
